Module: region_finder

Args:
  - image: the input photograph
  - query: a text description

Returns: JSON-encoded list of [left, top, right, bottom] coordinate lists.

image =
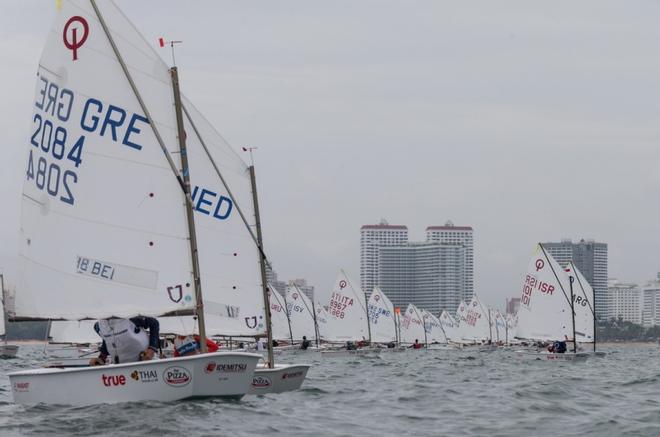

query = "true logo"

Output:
[[63, 16, 89, 61], [102, 374, 126, 387]]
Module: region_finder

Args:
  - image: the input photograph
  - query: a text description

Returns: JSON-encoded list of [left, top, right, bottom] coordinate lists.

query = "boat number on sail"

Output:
[[27, 75, 150, 207], [77, 256, 115, 280], [163, 366, 192, 387], [329, 292, 354, 319], [63, 16, 89, 61], [521, 275, 555, 306], [75, 256, 158, 289], [368, 304, 391, 324]]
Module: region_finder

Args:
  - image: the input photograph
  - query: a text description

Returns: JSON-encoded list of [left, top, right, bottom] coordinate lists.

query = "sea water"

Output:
[[0, 344, 659, 436]]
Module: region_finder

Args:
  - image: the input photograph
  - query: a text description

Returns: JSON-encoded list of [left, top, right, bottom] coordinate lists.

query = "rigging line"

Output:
[[181, 103, 266, 260], [340, 269, 368, 314], [293, 284, 315, 319], [89, 0, 189, 200]]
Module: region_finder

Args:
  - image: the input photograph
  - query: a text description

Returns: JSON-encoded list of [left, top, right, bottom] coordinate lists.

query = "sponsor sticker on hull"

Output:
[[251, 376, 272, 389], [163, 366, 192, 387], [282, 371, 304, 380], [13, 382, 29, 392]]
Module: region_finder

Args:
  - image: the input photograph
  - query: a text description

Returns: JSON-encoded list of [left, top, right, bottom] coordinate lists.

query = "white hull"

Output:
[[515, 350, 590, 362], [0, 345, 19, 358], [10, 352, 261, 405], [248, 363, 311, 394]]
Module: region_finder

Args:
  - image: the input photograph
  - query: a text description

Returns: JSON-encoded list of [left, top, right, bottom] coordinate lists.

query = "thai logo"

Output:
[[163, 366, 192, 387], [339, 280, 347, 290], [63, 16, 89, 61], [130, 369, 158, 383], [535, 259, 545, 271], [205, 362, 217, 373], [282, 371, 304, 380], [251, 376, 272, 389], [216, 363, 248, 373]]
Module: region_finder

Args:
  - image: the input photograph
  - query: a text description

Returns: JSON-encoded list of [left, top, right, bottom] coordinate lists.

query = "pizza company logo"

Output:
[[102, 374, 126, 387], [63, 16, 89, 61], [163, 366, 192, 387], [216, 363, 248, 373], [282, 371, 304, 380], [13, 382, 29, 392], [205, 362, 217, 374], [251, 376, 272, 389], [130, 369, 158, 383]]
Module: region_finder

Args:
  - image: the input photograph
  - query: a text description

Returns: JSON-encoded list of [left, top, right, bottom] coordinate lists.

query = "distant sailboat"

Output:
[[366, 287, 396, 343], [399, 304, 426, 345], [0, 274, 19, 358], [324, 270, 370, 343]]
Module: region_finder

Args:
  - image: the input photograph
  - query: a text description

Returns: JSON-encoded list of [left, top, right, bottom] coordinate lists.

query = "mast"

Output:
[[248, 165, 274, 368], [593, 286, 597, 353], [488, 308, 493, 343], [569, 275, 577, 353], [311, 300, 320, 348], [281, 289, 295, 345], [170, 67, 208, 352], [365, 290, 372, 344]]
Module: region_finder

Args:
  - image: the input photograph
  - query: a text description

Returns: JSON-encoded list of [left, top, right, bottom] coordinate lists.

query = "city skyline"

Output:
[[1, 2, 659, 312]]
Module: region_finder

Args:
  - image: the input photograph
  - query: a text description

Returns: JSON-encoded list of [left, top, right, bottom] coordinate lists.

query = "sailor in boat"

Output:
[[300, 336, 311, 350], [357, 337, 368, 348], [346, 341, 358, 351], [173, 334, 219, 357], [547, 340, 567, 354], [411, 339, 423, 349], [387, 341, 396, 349], [89, 317, 160, 365], [256, 338, 265, 352]]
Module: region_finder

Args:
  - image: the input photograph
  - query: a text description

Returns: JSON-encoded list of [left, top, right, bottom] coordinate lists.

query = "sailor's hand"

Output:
[[140, 348, 155, 361], [89, 357, 105, 366]]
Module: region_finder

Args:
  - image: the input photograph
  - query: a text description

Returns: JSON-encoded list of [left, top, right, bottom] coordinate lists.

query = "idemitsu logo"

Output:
[[216, 363, 248, 373], [251, 376, 272, 389], [205, 362, 217, 374], [163, 366, 191, 387]]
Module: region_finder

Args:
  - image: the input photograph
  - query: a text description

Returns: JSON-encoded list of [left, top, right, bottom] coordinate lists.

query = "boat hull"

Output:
[[9, 351, 261, 405], [0, 345, 19, 358], [515, 350, 590, 362], [248, 363, 310, 395]]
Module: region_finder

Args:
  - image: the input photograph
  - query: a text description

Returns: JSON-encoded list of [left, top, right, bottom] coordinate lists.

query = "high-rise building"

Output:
[[377, 243, 465, 315], [426, 221, 474, 301], [360, 219, 408, 294], [543, 239, 608, 319], [641, 281, 660, 327], [265, 260, 287, 297], [607, 279, 641, 324], [506, 298, 521, 316]]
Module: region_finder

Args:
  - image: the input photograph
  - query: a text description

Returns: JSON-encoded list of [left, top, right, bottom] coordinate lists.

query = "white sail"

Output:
[[181, 97, 265, 337], [455, 300, 469, 343], [421, 310, 446, 344], [285, 285, 316, 341], [462, 296, 491, 342], [49, 320, 98, 344], [400, 304, 426, 345], [323, 270, 369, 342], [439, 310, 459, 342], [565, 262, 595, 343], [493, 310, 507, 343], [367, 287, 396, 343], [269, 285, 292, 342], [0, 276, 6, 337], [515, 244, 573, 341], [17, 0, 196, 319], [314, 302, 329, 341]]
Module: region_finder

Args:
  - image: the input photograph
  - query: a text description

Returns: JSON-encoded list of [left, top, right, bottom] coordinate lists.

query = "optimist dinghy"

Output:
[[513, 245, 590, 362], [9, 0, 308, 404], [0, 275, 18, 359]]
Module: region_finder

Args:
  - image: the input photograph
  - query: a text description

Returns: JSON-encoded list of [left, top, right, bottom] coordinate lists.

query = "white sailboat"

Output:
[[9, 0, 307, 404], [421, 309, 447, 345], [439, 310, 460, 343], [455, 300, 470, 344], [268, 284, 293, 343], [323, 270, 370, 343], [461, 296, 491, 343], [314, 300, 330, 341], [0, 274, 19, 358], [285, 285, 317, 341], [514, 244, 589, 361], [564, 262, 595, 344], [399, 304, 426, 346], [366, 287, 396, 343]]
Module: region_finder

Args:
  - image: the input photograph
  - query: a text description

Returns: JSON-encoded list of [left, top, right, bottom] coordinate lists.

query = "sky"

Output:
[[1, 1, 660, 310]]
